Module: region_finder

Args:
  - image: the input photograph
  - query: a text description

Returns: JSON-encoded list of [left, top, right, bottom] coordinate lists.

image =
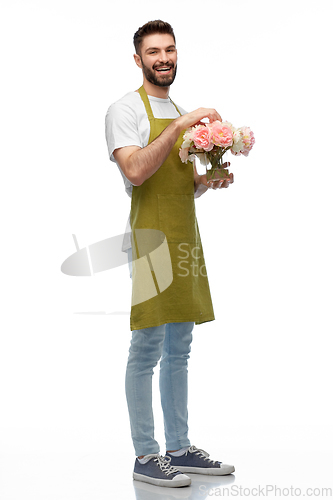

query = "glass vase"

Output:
[[205, 150, 230, 183]]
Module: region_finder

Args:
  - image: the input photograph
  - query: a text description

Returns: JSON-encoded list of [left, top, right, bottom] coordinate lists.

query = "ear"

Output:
[[133, 53, 142, 69]]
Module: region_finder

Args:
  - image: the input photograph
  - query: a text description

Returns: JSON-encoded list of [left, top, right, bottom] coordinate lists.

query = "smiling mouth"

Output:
[[154, 66, 173, 73]]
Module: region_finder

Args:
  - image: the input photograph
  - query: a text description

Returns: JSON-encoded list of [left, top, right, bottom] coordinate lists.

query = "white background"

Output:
[[1, 0, 333, 498]]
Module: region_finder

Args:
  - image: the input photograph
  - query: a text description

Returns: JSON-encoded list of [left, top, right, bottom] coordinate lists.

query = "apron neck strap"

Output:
[[138, 85, 182, 119], [169, 97, 182, 116], [138, 86, 154, 120]]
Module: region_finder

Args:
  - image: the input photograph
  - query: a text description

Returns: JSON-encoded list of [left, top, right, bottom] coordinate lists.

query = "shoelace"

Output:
[[146, 454, 180, 476], [186, 445, 221, 465]]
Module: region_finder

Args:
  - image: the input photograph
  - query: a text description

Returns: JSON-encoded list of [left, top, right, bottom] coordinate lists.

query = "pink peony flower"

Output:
[[208, 121, 233, 148], [192, 125, 214, 152]]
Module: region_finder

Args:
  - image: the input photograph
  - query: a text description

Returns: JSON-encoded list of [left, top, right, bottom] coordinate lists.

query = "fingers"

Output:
[[198, 108, 222, 123], [207, 174, 234, 189], [207, 109, 222, 123], [181, 108, 222, 129]]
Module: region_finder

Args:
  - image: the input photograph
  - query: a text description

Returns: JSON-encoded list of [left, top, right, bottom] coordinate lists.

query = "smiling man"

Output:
[[105, 20, 235, 488]]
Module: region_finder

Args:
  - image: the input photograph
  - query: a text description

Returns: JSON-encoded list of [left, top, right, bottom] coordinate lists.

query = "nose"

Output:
[[158, 51, 169, 63]]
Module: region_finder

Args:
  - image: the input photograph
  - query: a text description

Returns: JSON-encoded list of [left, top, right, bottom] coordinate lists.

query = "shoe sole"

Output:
[[175, 465, 235, 475], [133, 472, 191, 487]]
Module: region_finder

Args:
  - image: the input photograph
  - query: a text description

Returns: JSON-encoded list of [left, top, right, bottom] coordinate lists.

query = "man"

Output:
[[105, 20, 235, 488]]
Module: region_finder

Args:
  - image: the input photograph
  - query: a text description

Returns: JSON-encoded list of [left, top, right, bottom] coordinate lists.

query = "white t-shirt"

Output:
[[105, 91, 187, 250]]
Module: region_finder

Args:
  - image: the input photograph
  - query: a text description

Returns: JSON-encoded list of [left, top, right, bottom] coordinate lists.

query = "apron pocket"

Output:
[[157, 194, 196, 244]]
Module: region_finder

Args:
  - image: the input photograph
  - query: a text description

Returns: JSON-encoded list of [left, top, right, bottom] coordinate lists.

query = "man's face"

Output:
[[135, 33, 177, 87]]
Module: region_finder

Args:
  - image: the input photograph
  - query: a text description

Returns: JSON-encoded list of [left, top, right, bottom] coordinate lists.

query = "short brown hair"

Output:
[[133, 20, 176, 55]]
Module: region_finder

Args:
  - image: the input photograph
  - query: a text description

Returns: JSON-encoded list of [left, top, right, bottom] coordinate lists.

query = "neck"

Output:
[[143, 79, 170, 99]]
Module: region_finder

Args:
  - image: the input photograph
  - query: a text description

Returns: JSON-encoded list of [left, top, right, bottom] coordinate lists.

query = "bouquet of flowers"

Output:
[[179, 120, 255, 182]]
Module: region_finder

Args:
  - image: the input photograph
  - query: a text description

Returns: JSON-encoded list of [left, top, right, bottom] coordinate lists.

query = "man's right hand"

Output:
[[175, 107, 222, 131]]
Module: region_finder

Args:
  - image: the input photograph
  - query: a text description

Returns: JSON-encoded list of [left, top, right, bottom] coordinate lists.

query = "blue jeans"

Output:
[[125, 321, 194, 457]]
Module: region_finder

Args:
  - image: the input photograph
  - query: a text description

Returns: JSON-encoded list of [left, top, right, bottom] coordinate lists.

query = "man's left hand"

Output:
[[202, 171, 234, 190], [193, 160, 234, 198]]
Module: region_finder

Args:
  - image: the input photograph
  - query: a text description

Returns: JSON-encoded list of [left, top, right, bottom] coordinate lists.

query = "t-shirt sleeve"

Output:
[[105, 100, 142, 163]]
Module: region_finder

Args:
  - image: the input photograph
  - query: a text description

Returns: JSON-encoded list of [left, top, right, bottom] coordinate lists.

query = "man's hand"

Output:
[[175, 107, 222, 131]]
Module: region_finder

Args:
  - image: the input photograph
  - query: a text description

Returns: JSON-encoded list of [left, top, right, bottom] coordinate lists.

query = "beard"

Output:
[[140, 58, 177, 87]]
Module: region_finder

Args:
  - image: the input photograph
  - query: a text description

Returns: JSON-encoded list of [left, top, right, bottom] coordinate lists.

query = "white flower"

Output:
[[179, 147, 190, 163], [182, 138, 193, 149], [231, 128, 243, 154], [182, 129, 194, 149]]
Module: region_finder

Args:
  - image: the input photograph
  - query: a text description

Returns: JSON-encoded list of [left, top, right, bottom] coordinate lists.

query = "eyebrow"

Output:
[[145, 45, 176, 53]]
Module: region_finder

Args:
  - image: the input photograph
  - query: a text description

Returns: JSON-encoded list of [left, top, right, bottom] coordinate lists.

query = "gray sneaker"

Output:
[[133, 453, 191, 487], [166, 446, 235, 475]]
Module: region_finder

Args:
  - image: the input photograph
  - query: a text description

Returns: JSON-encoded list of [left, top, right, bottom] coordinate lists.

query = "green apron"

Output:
[[130, 86, 215, 331]]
